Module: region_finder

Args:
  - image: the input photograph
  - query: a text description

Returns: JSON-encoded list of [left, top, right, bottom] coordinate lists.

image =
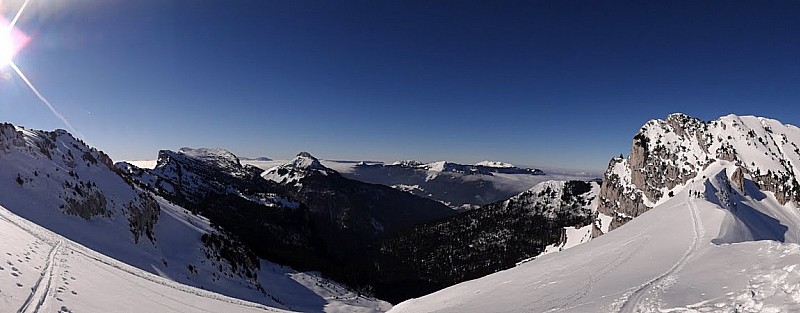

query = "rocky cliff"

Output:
[[598, 113, 800, 231]]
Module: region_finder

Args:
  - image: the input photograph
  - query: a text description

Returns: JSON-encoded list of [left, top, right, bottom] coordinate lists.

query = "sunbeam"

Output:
[[10, 61, 81, 137], [7, 0, 31, 32], [4, 0, 81, 137]]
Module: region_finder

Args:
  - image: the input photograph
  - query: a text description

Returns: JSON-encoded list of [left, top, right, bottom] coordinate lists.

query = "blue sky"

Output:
[[1, 0, 799, 171]]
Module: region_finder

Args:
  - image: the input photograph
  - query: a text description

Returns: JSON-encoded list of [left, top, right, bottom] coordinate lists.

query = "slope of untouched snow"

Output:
[[0, 204, 291, 313], [390, 161, 800, 313]]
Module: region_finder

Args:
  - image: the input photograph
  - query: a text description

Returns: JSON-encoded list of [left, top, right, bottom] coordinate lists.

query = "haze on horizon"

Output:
[[1, 0, 799, 171]]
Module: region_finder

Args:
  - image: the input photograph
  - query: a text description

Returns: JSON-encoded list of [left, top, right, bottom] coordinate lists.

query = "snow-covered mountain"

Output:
[[390, 113, 800, 312], [383, 159, 545, 176], [120, 148, 456, 305], [260, 152, 457, 242], [371, 180, 603, 303], [599, 113, 800, 231], [0, 123, 389, 312], [279, 159, 585, 211]]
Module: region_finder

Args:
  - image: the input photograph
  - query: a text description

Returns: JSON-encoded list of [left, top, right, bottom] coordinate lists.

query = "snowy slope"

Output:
[[390, 161, 800, 312], [391, 114, 800, 312], [599, 113, 800, 231], [0, 203, 289, 313], [0, 125, 390, 313]]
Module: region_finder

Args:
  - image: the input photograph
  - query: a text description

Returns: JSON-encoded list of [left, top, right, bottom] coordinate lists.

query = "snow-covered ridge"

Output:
[[1, 124, 390, 312], [599, 113, 800, 230], [385, 159, 545, 176], [475, 160, 515, 168], [179, 147, 241, 164], [390, 116, 800, 313], [118, 147, 269, 206], [262, 152, 336, 185]]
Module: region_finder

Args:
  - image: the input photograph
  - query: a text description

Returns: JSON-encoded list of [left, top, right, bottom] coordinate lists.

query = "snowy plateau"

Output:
[[4, 113, 800, 313]]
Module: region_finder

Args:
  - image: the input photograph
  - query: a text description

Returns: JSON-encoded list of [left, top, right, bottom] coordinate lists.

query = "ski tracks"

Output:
[[18, 240, 62, 313], [618, 197, 704, 313], [542, 236, 652, 312]]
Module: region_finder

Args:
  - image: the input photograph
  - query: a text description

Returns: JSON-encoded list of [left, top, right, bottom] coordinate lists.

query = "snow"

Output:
[[0, 126, 390, 313], [261, 153, 332, 185], [390, 161, 800, 313], [0, 204, 291, 313], [475, 161, 515, 168], [242, 160, 288, 171], [124, 160, 157, 169], [540, 181, 600, 255]]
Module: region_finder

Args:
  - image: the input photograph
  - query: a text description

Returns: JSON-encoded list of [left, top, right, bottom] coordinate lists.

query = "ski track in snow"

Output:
[[0, 205, 287, 313], [543, 236, 652, 312], [26, 240, 61, 313], [0, 205, 61, 313], [618, 195, 705, 313]]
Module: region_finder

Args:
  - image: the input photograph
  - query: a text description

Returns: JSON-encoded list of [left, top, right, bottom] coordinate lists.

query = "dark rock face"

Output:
[[598, 113, 800, 231], [125, 191, 161, 244]]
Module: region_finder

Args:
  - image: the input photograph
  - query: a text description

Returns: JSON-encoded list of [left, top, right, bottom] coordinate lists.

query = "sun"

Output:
[[0, 29, 14, 67], [1, 12, 31, 69]]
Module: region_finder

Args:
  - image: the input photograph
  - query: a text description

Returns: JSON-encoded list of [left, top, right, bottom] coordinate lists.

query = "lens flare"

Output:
[[0, 30, 12, 66], [4, 0, 81, 137], [10, 62, 81, 136], [2, 0, 31, 67]]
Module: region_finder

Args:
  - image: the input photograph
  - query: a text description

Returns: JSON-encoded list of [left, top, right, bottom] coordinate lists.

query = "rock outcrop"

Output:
[[599, 113, 800, 231]]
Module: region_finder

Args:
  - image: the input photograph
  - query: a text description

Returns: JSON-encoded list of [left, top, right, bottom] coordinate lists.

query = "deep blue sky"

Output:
[[2, 0, 799, 171]]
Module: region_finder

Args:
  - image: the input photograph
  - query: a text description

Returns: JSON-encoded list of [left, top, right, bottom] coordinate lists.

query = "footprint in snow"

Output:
[[16, 283, 22, 287]]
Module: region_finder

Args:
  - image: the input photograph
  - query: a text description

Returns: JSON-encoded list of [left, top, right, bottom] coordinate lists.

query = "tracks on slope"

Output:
[[18, 240, 62, 313], [618, 198, 703, 313]]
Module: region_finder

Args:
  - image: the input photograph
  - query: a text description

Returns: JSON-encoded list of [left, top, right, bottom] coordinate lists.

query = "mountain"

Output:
[[120, 148, 456, 304], [241, 156, 274, 161], [370, 180, 603, 303], [599, 113, 800, 231], [0, 124, 389, 312], [389, 113, 800, 312], [0, 202, 293, 313], [382, 159, 545, 176], [261, 153, 457, 257], [297, 159, 570, 211]]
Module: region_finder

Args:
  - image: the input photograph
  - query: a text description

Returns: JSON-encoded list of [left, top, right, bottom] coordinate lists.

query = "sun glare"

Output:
[[0, 30, 14, 67]]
